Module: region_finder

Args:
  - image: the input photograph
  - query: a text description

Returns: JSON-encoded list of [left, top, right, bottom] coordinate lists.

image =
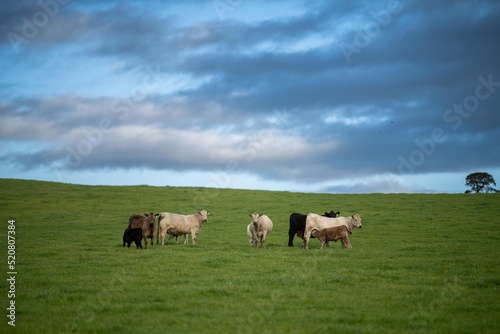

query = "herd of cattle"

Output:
[[122, 209, 363, 250]]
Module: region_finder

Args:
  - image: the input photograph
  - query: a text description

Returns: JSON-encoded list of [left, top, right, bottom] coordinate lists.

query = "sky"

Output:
[[1, 0, 499, 194]]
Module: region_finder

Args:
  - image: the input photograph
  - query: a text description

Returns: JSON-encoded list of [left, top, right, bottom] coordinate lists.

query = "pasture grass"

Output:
[[0, 178, 499, 333]]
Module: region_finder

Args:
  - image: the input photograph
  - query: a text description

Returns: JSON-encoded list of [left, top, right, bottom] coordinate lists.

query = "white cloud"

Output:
[[323, 106, 390, 126]]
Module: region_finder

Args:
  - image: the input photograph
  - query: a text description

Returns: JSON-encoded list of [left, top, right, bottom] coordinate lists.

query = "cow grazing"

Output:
[[128, 212, 157, 249], [311, 225, 351, 250], [303, 214, 362, 249], [157, 210, 210, 246], [123, 228, 143, 249], [288, 210, 339, 247], [247, 213, 273, 248]]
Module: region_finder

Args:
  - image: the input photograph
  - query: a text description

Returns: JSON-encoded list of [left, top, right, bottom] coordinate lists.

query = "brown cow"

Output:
[[128, 212, 157, 249], [311, 225, 352, 249]]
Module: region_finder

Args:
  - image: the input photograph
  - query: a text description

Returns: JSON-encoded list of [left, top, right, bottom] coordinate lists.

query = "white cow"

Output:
[[247, 213, 273, 248], [157, 210, 210, 246], [303, 214, 362, 249]]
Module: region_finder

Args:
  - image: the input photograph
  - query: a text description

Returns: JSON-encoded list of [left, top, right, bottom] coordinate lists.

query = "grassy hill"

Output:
[[0, 178, 499, 333]]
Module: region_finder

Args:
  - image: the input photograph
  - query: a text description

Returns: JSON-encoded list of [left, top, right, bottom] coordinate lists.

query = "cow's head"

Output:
[[249, 212, 262, 226], [351, 214, 362, 228], [324, 210, 340, 218], [310, 229, 319, 238], [198, 210, 210, 223], [144, 212, 156, 227]]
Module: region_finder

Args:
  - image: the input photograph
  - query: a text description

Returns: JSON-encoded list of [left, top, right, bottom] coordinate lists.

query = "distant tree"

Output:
[[486, 186, 500, 193], [465, 172, 497, 193]]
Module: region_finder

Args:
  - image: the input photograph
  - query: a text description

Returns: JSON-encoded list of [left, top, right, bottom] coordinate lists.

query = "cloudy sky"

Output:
[[1, 0, 499, 193]]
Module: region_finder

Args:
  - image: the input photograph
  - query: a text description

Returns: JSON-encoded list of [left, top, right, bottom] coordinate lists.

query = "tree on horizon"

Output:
[[465, 172, 498, 193]]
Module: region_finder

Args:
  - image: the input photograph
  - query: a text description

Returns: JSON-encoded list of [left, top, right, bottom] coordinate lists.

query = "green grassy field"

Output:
[[1, 178, 499, 333]]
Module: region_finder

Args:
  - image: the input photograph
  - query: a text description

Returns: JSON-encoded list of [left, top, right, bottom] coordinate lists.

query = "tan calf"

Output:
[[311, 225, 352, 249]]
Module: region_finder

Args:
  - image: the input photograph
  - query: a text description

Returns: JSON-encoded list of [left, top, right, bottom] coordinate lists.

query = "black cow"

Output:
[[288, 210, 339, 247], [123, 228, 144, 249]]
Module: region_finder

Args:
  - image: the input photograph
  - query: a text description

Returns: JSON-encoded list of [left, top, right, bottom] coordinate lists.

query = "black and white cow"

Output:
[[288, 210, 339, 247]]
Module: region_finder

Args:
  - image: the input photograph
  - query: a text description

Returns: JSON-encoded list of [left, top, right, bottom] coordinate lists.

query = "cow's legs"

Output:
[[167, 231, 174, 243], [261, 233, 267, 248], [303, 228, 312, 249], [143, 236, 148, 249], [340, 238, 346, 248], [160, 229, 166, 246], [342, 237, 352, 249], [251, 235, 258, 247], [288, 228, 295, 247], [171, 234, 177, 243]]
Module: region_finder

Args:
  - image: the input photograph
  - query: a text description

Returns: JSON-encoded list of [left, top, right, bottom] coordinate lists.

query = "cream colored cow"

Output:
[[157, 210, 210, 246], [247, 213, 273, 248]]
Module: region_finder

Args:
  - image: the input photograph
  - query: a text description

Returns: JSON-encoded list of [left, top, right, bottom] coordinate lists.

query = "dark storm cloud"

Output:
[[1, 0, 499, 190]]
